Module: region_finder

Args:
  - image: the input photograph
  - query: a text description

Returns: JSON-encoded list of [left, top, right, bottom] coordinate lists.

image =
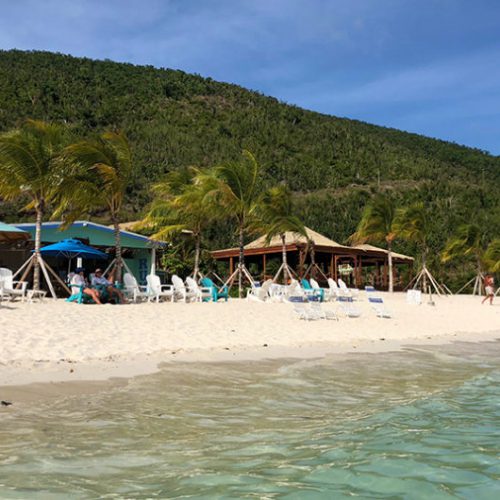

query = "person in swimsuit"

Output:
[[481, 275, 495, 305]]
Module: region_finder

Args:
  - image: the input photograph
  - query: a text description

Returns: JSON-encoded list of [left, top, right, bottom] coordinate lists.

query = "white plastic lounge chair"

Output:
[[284, 279, 307, 302], [146, 274, 174, 303], [247, 279, 273, 302], [326, 278, 342, 301], [185, 277, 212, 302], [310, 278, 332, 302], [269, 283, 286, 302], [368, 296, 392, 318], [172, 274, 196, 302], [337, 296, 362, 318], [0, 267, 28, 302], [310, 302, 339, 320], [124, 273, 150, 303], [292, 303, 321, 321], [338, 278, 359, 299]]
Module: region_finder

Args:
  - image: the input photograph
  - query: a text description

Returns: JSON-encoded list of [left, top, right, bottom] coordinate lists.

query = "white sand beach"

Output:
[[0, 293, 498, 389]]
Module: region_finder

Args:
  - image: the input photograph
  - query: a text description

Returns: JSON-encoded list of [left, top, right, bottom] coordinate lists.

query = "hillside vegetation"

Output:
[[0, 50, 499, 286]]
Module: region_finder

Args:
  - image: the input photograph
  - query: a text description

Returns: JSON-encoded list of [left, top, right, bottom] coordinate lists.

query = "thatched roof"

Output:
[[351, 243, 414, 261], [244, 226, 350, 250]]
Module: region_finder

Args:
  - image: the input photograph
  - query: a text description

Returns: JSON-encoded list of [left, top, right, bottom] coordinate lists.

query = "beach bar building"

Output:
[[211, 227, 414, 290], [9, 220, 164, 286]]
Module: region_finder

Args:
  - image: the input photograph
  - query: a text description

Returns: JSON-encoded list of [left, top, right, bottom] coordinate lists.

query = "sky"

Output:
[[1, 0, 499, 155]]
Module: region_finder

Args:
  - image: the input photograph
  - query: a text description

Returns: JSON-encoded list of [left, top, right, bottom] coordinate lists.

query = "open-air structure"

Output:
[[211, 227, 414, 291]]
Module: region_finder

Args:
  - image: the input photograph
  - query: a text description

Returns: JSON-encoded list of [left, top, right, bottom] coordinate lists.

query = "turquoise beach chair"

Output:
[[301, 279, 324, 302], [66, 285, 96, 304], [201, 277, 228, 302]]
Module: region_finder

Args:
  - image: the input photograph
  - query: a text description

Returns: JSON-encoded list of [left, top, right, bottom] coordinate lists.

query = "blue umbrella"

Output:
[[39, 238, 108, 276], [39, 239, 108, 259]]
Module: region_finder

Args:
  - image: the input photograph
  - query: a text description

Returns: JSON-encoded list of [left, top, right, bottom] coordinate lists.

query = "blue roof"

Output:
[[14, 220, 166, 248]]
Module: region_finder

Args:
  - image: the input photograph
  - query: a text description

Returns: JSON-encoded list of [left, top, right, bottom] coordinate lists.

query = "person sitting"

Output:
[[71, 268, 102, 304], [91, 268, 127, 304]]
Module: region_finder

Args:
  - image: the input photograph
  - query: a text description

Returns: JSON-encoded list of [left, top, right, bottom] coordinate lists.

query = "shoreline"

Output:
[[1, 293, 498, 402]]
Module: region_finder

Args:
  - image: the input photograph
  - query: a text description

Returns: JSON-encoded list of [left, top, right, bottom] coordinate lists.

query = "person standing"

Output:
[[481, 275, 495, 305]]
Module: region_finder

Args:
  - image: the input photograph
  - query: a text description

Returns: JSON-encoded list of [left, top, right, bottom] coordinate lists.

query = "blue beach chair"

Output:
[[201, 277, 229, 302], [301, 278, 324, 302]]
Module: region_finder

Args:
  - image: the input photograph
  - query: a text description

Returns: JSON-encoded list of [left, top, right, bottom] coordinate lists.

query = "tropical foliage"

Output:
[[0, 50, 499, 288], [59, 131, 133, 280], [349, 195, 397, 292], [0, 119, 70, 289]]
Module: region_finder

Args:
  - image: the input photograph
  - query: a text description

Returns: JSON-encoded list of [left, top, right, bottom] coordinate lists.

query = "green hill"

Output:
[[0, 49, 499, 286]]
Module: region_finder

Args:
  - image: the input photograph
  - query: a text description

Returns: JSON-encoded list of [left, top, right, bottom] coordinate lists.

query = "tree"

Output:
[[349, 195, 397, 293], [254, 184, 306, 283], [0, 119, 69, 290], [484, 239, 500, 273], [201, 150, 262, 297], [441, 224, 486, 272], [59, 131, 133, 281], [395, 201, 437, 292], [137, 167, 214, 278]]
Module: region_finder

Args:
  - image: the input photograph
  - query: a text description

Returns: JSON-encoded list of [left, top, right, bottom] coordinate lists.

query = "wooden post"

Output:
[[330, 254, 334, 278], [262, 254, 267, 279], [334, 255, 338, 281], [383, 261, 388, 289], [229, 257, 234, 277], [357, 256, 363, 288]]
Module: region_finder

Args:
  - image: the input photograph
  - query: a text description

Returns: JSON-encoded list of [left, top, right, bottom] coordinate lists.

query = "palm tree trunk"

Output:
[[238, 223, 244, 298], [33, 204, 43, 291], [281, 233, 288, 284], [387, 242, 394, 293], [113, 218, 122, 283], [422, 251, 427, 293], [193, 233, 201, 279]]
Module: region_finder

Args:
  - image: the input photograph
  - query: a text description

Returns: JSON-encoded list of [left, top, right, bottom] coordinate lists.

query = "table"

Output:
[[26, 289, 47, 303]]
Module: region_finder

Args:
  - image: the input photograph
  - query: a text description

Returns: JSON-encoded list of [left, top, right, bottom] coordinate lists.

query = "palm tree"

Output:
[[350, 195, 397, 293], [0, 120, 69, 290], [255, 184, 306, 283], [201, 150, 262, 297], [484, 239, 500, 273], [395, 201, 438, 293], [59, 131, 133, 281], [137, 167, 213, 278], [441, 224, 487, 290]]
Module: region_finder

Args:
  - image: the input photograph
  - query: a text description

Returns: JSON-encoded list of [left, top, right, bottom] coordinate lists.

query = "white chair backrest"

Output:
[[172, 274, 185, 290], [310, 278, 321, 289], [338, 278, 348, 290], [146, 274, 161, 293], [124, 273, 138, 289], [185, 277, 198, 290], [328, 278, 339, 290], [0, 268, 13, 289]]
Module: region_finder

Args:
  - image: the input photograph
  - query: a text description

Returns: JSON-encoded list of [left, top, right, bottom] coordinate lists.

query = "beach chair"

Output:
[[185, 277, 211, 302], [172, 274, 196, 302], [285, 279, 307, 302], [123, 273, 150, 303], [200, 277, 228, 302], [338, 278, 359, 299], [247, 279, 273, 302], [66, 284, 96, 304], [146, 274, 174, 303], [368, 296, 392, 318], [326, 278, 342, 301], [0, 267, 28, 302], [337, 296, 362, 318], [292, 303, 321, 321], [310, 278, 330, 302], [300, 279, 324, 302], [310, 302, 339, 320]]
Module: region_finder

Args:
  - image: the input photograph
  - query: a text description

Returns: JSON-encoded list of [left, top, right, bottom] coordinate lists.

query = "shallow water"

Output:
[[1, 341, 499, 499]]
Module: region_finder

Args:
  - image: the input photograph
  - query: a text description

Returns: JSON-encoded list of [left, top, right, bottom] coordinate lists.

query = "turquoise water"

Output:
[[1, 341, 499, 499]]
